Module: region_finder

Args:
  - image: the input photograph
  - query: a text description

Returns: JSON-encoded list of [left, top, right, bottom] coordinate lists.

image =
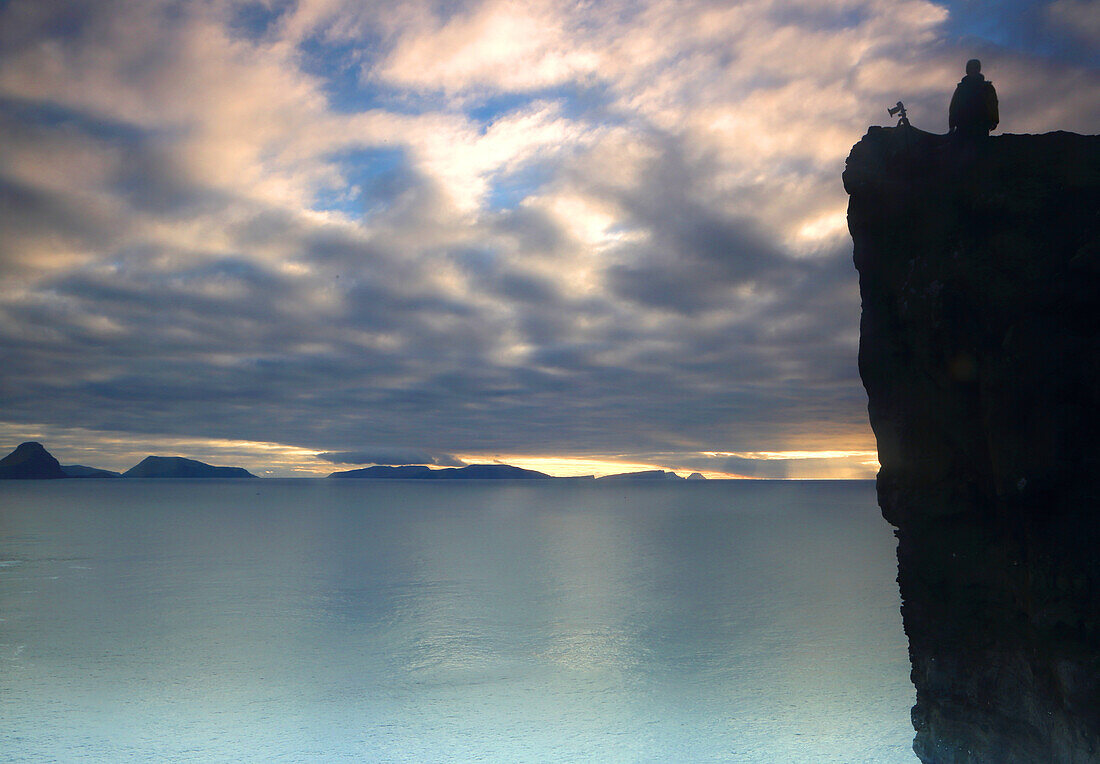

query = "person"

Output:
[[949, 59, 999, 137]]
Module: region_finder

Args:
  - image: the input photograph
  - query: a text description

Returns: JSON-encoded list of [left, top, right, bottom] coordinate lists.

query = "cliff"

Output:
[[0, 442, 66, 479], [845, 127, 1100, 762], [123, 456, 256, 478]]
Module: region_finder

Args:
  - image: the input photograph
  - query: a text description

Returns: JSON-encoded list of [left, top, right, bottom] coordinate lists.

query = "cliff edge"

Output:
[[845, 127, 1100, 762]]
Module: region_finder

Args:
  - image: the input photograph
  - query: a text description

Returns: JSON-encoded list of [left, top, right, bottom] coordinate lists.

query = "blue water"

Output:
[[0, 480, 914, 762]]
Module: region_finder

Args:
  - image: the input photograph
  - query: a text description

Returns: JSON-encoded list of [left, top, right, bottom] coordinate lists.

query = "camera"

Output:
[[887, 101, 910, 127]]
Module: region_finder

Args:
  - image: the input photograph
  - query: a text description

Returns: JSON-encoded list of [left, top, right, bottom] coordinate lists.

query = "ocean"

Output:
[[0, 479, 914, 762]]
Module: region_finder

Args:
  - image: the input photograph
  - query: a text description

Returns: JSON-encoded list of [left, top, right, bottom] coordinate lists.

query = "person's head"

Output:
[[966, 59, 981, 76]]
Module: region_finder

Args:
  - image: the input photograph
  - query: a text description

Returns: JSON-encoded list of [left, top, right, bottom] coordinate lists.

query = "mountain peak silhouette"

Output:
[[0, 441, 66, 479]]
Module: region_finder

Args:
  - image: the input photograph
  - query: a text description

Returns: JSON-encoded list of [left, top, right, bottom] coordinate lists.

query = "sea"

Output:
[[0, 479, 915, 762]]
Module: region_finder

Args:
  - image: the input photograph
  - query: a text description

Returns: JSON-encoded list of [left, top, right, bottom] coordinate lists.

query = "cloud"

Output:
[[316, 448, 466, 466], [0, 0, 1096, 476], [1047, 1, 1100, 46], [373, 0, 601, 94], [707, 453, 878, 480]]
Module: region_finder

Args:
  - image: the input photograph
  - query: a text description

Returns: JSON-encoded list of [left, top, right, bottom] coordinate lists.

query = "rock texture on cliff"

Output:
[[846, 127, 1100, 762], [0, 441, 67, 479]]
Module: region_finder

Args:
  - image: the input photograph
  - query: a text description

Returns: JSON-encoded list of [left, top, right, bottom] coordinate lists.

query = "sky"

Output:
[[1, 0, 1097, 478]]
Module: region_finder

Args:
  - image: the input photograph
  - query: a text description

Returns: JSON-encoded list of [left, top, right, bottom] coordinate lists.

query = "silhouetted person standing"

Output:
[[949, 59, 998, 137]]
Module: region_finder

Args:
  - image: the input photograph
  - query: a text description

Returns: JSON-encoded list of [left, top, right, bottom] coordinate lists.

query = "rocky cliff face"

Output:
[[845, 127, 1100, 762]]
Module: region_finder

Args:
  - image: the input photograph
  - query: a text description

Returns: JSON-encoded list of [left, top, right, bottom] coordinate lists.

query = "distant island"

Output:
[[595, 470, 684, 481], [329, 464, 550, 479], [123, 456, 257, 479], [62, 464, 122, 478], [0, 443, 256, 479], [0, 441, 707, 481], [328, 465, 705, 480], [0, 442, 67, 479]]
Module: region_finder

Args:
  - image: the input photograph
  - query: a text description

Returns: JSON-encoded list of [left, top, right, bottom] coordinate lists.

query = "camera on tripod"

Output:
[[887, 101, 910, 127]]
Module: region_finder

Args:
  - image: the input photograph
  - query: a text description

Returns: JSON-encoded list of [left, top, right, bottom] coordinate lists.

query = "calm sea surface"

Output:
[[0, 479, 914, 762]]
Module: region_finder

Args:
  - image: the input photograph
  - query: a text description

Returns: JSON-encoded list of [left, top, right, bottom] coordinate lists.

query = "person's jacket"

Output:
[[949, 73, 999, 134]]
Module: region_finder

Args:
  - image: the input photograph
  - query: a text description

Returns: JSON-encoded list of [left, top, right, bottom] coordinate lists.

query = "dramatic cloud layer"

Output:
[[1, 0, 1096, 477]]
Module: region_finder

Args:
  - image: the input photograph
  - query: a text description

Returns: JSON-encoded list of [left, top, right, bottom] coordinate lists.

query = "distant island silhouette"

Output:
[[0, 442, 67, 479], [0, 442, 708, 481], [0, 442, 258, 479], [62, 464, 122, 478], [329, 464, 550, 479], [123, 456, 257, 479], [595, 469, 684, 481]]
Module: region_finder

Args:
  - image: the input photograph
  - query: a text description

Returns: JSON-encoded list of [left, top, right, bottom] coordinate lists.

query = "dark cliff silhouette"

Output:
[[123, 456, 256, 478], [846, 127, 1100, 762], [0, 442, 66, 479]]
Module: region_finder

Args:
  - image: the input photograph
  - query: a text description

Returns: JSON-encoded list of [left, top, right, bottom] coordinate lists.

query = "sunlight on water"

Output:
[[0, 480, 914, 762]]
